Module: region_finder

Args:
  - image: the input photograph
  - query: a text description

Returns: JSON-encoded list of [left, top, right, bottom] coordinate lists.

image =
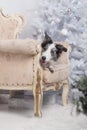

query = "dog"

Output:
[[40, 32, 67, 73]]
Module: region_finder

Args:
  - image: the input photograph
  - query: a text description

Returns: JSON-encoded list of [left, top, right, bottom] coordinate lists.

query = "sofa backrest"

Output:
[[0, 10, 25, 40]]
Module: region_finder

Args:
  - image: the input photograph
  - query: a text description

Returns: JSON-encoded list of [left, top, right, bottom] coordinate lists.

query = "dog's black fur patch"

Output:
[[55, 44, 67, 58], [41, 32, 53, 50]]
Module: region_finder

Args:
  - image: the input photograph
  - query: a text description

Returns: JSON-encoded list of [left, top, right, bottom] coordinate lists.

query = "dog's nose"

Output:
[[42, 56, 46, 60]]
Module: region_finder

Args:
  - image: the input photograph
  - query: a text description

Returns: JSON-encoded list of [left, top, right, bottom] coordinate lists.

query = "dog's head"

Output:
[[40, 32, 67, 64]]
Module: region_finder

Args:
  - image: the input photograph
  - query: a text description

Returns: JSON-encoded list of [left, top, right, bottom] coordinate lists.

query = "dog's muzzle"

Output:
[[40, 56, 47, 64]]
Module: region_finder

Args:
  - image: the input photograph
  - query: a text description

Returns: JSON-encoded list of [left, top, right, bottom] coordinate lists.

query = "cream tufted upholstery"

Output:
[[43, 64, 70, 83], [0, 40, 40, 87]]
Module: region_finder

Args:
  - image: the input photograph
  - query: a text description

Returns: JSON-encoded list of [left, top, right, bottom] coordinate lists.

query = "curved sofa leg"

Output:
[[62, 79, 69, 106], [34, 69, 43, 117], [34, 91, 43, 117]]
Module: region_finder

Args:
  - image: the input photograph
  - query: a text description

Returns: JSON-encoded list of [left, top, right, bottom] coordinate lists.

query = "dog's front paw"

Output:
[[50, 69, 54, 73], [49, 66, 54, 73]]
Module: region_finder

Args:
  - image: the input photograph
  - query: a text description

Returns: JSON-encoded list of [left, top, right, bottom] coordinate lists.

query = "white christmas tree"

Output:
[[31, 0, 87, 85]]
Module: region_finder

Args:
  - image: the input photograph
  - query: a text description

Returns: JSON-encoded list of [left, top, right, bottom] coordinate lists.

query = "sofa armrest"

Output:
[[0, 39, 41, 55]]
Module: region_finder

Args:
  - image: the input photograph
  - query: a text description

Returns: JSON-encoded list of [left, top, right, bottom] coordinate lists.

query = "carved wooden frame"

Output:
[[0, 9, 25, 39]]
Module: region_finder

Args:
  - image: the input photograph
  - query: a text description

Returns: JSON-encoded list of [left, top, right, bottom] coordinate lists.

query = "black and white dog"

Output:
[[40, 32, 67, 73]]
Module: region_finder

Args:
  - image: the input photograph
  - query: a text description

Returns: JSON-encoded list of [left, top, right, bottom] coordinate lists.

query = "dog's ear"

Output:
[[62, 46, 67, 52], [44, 32, 53, 44], [41, 32, 53, 49], [55, 44, 67, 53]]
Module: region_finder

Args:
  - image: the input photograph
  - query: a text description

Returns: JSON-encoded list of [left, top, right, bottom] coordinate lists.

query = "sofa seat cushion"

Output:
[[43, 64, 70, 84], [0, 39, 40, 55]]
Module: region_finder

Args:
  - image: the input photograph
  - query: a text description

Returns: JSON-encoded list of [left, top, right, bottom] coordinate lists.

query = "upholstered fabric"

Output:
[[0, 39, 40, 55], [0, 53, 34, 86], [43, 42, 71, 84], [43, 64, 70, 83]]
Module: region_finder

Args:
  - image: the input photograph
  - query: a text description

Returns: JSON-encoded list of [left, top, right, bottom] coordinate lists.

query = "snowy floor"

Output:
[[0, 92, 87, 130]]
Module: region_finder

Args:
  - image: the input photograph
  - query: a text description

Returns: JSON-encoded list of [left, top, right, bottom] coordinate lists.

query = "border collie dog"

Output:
[[40, 32, 67, 73]]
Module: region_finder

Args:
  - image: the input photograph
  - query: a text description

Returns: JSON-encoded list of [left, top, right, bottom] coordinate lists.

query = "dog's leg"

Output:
[[62, 79, 69, 106], [48, 65, 54, 73]]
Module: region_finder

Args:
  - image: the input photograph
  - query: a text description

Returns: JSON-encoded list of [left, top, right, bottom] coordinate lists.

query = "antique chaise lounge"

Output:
[[0, 10, 71, 117]]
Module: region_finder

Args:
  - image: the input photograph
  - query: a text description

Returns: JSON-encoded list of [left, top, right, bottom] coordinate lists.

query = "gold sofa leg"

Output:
[[34, 69, 43, 117], [62, 79, 69, 106]]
